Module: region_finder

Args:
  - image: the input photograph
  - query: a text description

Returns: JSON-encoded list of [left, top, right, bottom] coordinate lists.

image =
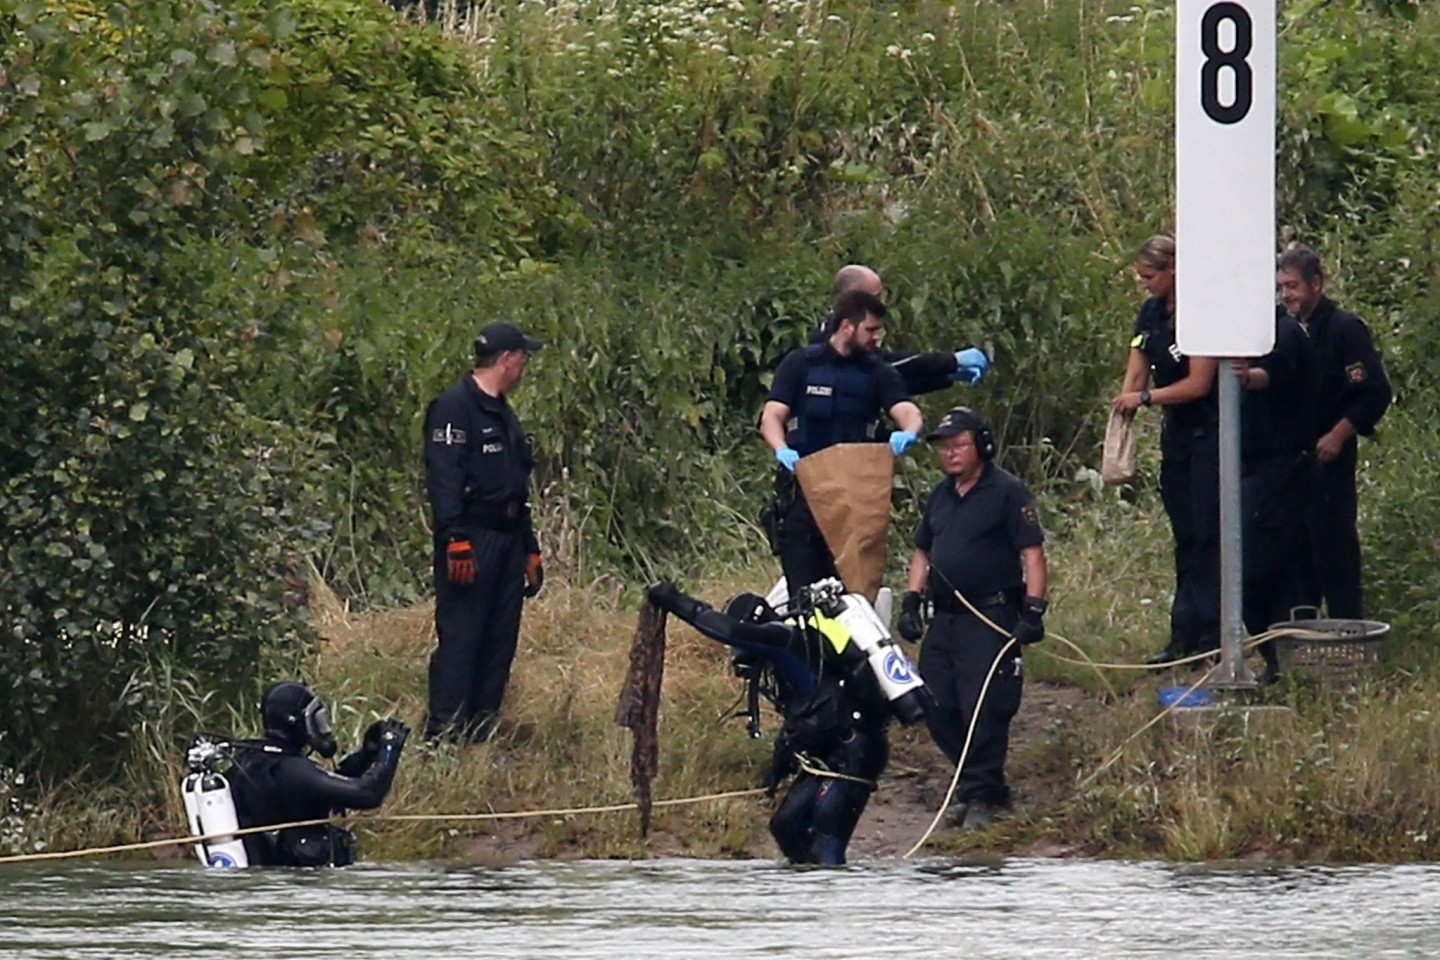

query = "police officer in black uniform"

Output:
[[1232, 310, 1318, 681], [760, 289, 924, 597], [896, 407, 1047, 831], [423, 322, 545, 742], [1276, 247, 1392, 619], [228, 681, 408, 867], [1112, 236, 1221, 666], [645, 580, 900, 865], [809, 265, 991, 394]]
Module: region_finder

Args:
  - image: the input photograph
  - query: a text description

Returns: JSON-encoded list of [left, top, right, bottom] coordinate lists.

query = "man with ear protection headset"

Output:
[[227, 681, 408, 866], [897, 407, 1048, 832]]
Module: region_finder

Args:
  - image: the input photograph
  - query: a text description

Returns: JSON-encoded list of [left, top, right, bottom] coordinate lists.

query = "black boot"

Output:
[[1258, 640, 1281, 685], [1146, 643, 1187, 667]]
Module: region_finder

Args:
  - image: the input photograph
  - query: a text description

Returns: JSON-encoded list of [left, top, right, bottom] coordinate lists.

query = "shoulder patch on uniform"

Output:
[[1130, 334, 1145, 348], [1346, 362, 1366, 384], [1021, 504, 1040, 526], [431, 425, 467, 445]]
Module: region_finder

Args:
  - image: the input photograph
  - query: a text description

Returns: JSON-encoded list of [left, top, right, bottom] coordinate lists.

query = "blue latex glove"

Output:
[[951, 347, 990, 385], [775, 446, 801, 473], [889, 430, 918, 456]]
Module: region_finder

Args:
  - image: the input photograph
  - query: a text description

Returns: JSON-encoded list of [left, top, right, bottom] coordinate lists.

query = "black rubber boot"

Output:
[[1146, 643, 1187, 667]]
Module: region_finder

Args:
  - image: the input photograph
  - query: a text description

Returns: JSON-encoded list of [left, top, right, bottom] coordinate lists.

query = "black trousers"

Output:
[[1242, 455, 1313, 669], [776, 487, 838, 600], [918, 608, 1023, 808], [1300, 441, 1363, 619], [427, 528, 526, 741], [1159, 432, 1221, 655]]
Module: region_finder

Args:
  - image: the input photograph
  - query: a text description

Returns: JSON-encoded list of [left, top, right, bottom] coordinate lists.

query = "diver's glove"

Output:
[[888, 430, 918, 456], [951, 347, 990, 385], [363, 718, 410, 762], [897, 591, 926, 642], [775, 446, 800, 473], [1014, 596, 1048, 645]]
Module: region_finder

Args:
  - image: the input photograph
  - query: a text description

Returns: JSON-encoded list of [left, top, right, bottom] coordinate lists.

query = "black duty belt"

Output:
[[931, 590, 1016, 615], [464, 500, 525, 531]]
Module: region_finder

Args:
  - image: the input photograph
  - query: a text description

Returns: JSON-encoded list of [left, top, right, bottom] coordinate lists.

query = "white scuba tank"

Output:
[[181, 769, 249, 869], [825, 588, 927, 725]]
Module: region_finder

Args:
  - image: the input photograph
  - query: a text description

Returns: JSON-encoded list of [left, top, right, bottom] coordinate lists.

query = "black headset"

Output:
[[936, 406, 996, 461]]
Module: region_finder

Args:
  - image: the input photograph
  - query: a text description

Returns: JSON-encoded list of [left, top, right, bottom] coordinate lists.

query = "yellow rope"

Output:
[[902, 631, 1016, 859], [903, 584, 1022, 859], [370, 787, 766, 823], [1072, 627, 1324, 789], [1077, 665, 1218, 789], [0, 788, 767, 866], [900, 588, 1324, 857], [0, 611, 1337, 869], [794, 753, 877, 789], [1037, 630, 1119, 699], [0, 816, 334, 865]]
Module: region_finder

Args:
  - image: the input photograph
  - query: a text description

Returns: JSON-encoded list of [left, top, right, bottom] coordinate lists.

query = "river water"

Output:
[[3, 856, 1438, 958]]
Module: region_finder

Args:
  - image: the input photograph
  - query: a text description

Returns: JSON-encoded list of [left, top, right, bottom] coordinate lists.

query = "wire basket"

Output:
[[1268, 607, 1390, 686]]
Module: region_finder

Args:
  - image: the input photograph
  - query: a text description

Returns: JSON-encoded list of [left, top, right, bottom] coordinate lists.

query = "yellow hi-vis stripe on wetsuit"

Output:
[[809, 612, 852, 655]]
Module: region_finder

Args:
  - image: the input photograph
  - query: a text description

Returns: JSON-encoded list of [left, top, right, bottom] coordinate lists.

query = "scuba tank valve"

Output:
[[805, 579, 928, 725]]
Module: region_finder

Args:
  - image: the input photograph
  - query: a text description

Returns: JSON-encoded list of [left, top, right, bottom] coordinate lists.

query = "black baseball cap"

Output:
[[474, 322, 544, 357], [927, 406, 987, 441]]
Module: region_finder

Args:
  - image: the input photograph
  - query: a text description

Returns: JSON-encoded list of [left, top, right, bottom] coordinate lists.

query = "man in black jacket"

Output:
[[1276, 248, 1392, 619], [423, 322, 546, 742], [228, 681, 408, 867], [762, 291, 923, 596]]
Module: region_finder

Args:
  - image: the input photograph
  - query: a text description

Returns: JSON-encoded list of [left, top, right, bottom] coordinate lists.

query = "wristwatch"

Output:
[[1139, 389, 1152, 407]]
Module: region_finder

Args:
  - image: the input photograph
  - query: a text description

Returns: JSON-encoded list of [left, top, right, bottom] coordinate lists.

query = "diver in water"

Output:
[[646, 579, 924, 865], [224, 681, 408, 867]]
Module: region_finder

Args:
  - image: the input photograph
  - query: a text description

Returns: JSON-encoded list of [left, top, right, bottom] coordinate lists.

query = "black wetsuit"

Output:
[[229, 739, 401, 866], [647, 582, 894, 866]]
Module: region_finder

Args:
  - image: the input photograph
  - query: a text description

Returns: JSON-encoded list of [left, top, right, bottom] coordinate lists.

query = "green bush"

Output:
[[0, 0, 329, 774]]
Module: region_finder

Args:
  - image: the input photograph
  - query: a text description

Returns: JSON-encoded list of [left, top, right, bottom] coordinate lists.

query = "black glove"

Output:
[[897, 591, 926, 642], [1014, 596, 1048, 645], [363, 718, 410, 760]]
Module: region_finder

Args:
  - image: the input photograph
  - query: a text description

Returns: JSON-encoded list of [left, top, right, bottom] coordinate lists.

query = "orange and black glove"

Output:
[[446, 539, 477, 585], [524, 553, 544, 598]]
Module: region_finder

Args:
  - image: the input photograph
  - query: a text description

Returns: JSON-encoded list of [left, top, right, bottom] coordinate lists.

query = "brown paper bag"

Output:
[[1101, 408, 1138, 485], [795, 443, 894, 602]]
